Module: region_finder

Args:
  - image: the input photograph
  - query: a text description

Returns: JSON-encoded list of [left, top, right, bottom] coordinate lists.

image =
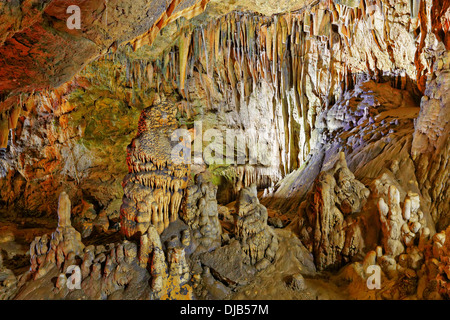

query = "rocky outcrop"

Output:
[[235, 185, 279, 271], [299, 152, 369, 271], [121, 99, 190, 237]]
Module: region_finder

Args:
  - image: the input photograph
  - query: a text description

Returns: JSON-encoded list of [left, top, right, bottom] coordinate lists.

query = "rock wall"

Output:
[[1, 0, 445, 218], [0, 0, 210, 96], [135, 0, 440, 196]]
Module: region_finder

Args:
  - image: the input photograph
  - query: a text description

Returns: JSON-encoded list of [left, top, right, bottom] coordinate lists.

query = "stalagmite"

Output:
[[121, 100, 190, 237], [29, 192, 84, 279], [235, 184, 278, 271], [299, 152, 370, 270], [181, 173, 222, 253]]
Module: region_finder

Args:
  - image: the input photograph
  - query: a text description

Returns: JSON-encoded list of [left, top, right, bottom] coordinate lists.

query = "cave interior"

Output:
[[0, 0, 449, 301]]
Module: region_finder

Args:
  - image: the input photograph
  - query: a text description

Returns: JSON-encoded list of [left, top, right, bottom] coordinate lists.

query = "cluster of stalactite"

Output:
[[106, 0, 432, 190], [171, 0, 427, 105], [121, 100, 190, 237], [0, 0, 433, 197], [0, 88, 69, 149]]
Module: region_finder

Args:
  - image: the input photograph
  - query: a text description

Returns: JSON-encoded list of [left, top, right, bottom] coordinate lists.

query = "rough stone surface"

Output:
[[0, 0, 448, 302]]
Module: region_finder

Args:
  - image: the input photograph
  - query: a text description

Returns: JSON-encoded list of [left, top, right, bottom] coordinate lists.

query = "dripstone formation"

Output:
[[0, 0, 449, 302], [12, 192, 194, 300], [182, 173, 222, 253], [121, 100, 190, 237], [235, 185, 279, 271], [29, 192, 85, 280], [299, 152, 370, 271]]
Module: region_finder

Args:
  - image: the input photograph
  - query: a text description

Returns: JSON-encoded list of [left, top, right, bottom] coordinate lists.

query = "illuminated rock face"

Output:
[[412, 50, 450, 232], [121, 100, 190, 238], [0, 0, 449, 302]]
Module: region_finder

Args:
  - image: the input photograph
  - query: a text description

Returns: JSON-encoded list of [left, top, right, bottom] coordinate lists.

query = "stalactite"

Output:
[[179, 30, 192, 98], [0, 113, 9, 149], [102, 0, 436, 196]]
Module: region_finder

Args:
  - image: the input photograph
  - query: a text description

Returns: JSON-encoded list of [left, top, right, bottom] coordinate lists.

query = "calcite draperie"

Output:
[[121, 100, 190, 238]]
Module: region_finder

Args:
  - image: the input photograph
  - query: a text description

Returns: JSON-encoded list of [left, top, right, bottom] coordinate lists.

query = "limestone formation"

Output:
[[412, 50, 450, 232], [235, 185, 278, 271], [0, 0, 448, 303], [73, 200, 109, 238], [121, 100, 190, 237], [139, 225, 168, 293], [25, 196, 140, 299], [416, 227, 450, 299], [299, 152, 370, 271], [30, 192, 85, 280], [182, 173, 222, 253], [15, 193, 195, 300], [377, 185, 425, 258]]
